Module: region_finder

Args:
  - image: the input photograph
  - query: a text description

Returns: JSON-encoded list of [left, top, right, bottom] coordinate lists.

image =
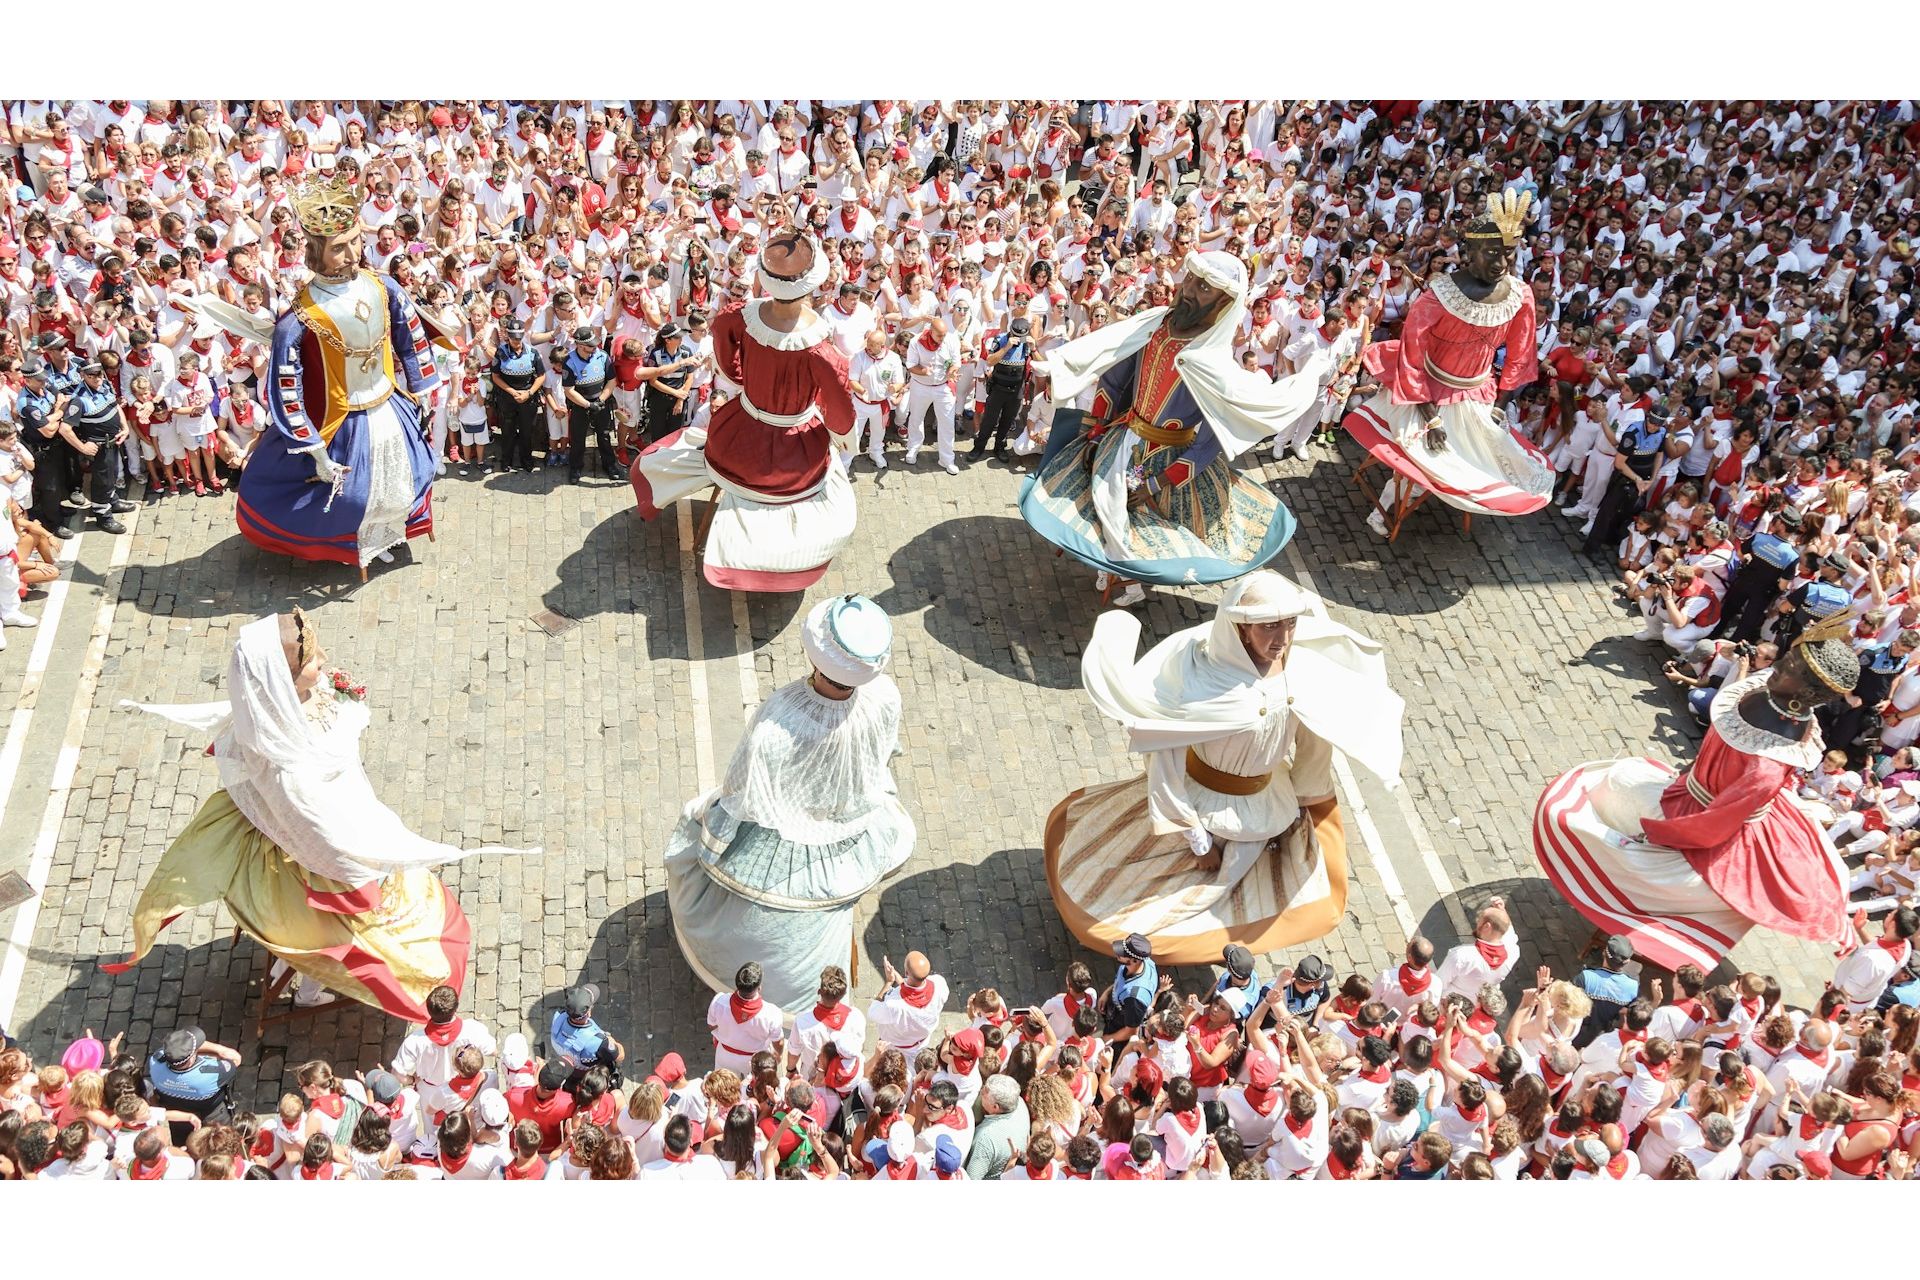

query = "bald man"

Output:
[[867, 949, 948, 1062], [847, 328, 905, 471], [1757, 1019, 1836, 1133], [1434, 898, 1520, 1001]]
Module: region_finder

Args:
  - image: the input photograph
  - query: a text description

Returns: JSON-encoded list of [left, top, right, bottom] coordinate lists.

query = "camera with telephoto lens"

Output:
[[1733, 641, 1755, 658], [1644, 571, 1672, 590]]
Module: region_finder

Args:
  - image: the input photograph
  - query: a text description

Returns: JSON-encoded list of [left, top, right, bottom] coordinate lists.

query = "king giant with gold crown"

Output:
[[233, 173, 441, 574]]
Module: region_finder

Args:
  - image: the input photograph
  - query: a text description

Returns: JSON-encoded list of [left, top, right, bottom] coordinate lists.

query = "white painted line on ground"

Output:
[[675, 502, 716, 793], [1395, 781, 1473, 937], [1283, 543, 1418, 938], [0, 522, 132, 1031], [731, 589, 760, 722], [0, 534, 84, 834]]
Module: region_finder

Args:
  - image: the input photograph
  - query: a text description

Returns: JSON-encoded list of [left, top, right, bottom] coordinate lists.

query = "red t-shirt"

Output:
[[502, 1154, 548, 1181], [505, 1086, 576, 1155]]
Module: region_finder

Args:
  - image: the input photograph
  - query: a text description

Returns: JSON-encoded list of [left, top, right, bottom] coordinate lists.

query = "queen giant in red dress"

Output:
[[1535, 669, 1850, 971], [631, 266, 855, 592]]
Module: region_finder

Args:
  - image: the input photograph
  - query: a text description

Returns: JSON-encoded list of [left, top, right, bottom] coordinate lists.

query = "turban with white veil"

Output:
[[1036, 251, 1324, 461]]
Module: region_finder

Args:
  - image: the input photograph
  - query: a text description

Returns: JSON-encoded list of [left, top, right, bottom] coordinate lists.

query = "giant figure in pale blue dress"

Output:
[[665, 594, 914, 1008], [238, 268, 440, 573]]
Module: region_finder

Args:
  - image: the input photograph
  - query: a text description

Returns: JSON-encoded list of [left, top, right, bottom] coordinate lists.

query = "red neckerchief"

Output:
[[1467, 1009, 1498, 1036], [1283, 1109, 1314, 1138], [298, 1161, 337, 1180], [1877, 936, 1913, 965], [728, 993, 763, 1022], [1798, 1045, 1831, 1069], [1170, 1107, 1201, 1135], [979, 1009, 1009, 1029], [1670, 997, 1703, 1023], [1606, 1152, 1631, 1179], [1475, 938, 1509, 970], [663, 1145, 696, 1164], [824, 1053, 859, 1092], [437, 1150, 469, 1176], [504, 1155, 546, 1180], [128, 1154, 170, 1180], [312, 1093, 345, 1120], [1621, 1026, 1649, 1047], [898, 980, 935, 1009], [929, 1107, 967, 1132], [1541, 1058, 1570, 1095], [916, 331, 940, 354], [1397, 964, 1432, 996], [424, 1016, 463, 1047], [1325, 1150, 1354, 1179], [1641, 1058, 1671, 1082], [1024, 1158, 1055, 1179], [1455, 1101, 1486, 1125], [1739, 996, 1764, 1021], [1798, 1113, 1825, 1142], [888, 1156, 919, 1180], [1331, 995, 1361, 1019], [1243, 1084, 1279, 1116], [1359, 1062, 1391, 1084], [812, 1001, 850, 1031]]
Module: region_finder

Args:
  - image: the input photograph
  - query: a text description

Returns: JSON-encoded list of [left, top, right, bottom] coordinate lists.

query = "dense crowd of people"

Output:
[[6, 906, 1920, 1179], [2, 96, 1919, 1181]]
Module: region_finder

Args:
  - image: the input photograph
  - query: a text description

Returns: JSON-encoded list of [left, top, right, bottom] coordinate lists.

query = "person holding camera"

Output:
[[1633, 562, 1721, 652], [1582, 397, 1669, 556]]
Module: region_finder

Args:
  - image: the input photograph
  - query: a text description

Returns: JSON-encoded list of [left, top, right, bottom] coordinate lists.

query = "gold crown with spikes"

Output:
[[290, 172, 360, 237], [1465, 187, 1533, 246]]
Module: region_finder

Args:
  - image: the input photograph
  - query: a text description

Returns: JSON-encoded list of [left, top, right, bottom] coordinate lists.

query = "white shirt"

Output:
[[791, 1002, 868, 1075], [640, 1153, 728, 1180], [848, 349, 904, 406], [1832, 938, 1911, 1013], [392, 1018, 498, 1115], [1373, 965, 1436, 1018], [867, 976, 948, 1054], [706, 992, 786, 1062], [823, 301, 875, 359], [1434, 928, 1520, 1001]]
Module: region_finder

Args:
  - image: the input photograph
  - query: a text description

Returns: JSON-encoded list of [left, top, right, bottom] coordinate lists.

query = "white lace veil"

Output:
[[135, 614, 536, 886], [714, 674, 904, 846]]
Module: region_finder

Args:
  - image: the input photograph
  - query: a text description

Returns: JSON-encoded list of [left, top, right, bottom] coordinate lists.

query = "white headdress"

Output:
[[803, 594, 893, 688]]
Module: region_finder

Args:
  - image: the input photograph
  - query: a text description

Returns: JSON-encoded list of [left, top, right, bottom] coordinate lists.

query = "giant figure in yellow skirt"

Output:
[[105, 610, 532, 1019]]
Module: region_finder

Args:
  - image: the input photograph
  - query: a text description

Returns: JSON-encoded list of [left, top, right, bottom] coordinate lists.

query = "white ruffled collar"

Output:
[[1708, 669, 1824, 769], [742, 299, 830, 352], [1429, 272, 1525, 328]]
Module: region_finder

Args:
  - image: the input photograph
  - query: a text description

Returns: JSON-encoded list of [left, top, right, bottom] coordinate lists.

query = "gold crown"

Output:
[[290, 172, 360, 237], [1465, 188, 1533, 246]]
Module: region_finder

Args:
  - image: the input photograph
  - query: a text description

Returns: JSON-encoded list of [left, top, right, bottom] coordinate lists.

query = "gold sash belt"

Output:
[[1185, 748, 1272, 796], [1683, 770, 1771, 822], [1422, 353, 1491, 391], [1128, 413, 1197, 448]]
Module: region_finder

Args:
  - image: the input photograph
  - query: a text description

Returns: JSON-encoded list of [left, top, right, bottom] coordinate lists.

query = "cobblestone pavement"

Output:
[[0, 427, 1840, 1107]]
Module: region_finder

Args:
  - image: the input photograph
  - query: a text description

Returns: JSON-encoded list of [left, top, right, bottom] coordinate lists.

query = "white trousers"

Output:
[[1641, 597, 1713, 652], [905, 382, 956, 465], [849, 401, 888, 462], [1570, 447, 1615, 517]]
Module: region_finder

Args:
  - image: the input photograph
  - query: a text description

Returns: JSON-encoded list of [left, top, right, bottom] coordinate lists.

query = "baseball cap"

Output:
[[364, 1069, 403, 1104], [564, 983, 600, 1018], [569, 326, 596, 345], [1222, 944, 1255, 981], [1244, 1053, 1278, 1090], [647, 1052, 687, 1088], [1799, 1150, 1832, 1179], [500, 1033, 532, 1073], [1113, 933, 1154, 961], [1294, 955, 1329, 983], [474, 1088, 511, 1129], [537, 1059, 571, 1092], [933, 1134, 963, 1174], [1604, 936, 1634, 964], [82, 187, 110, 205], [1574, 1137, 1610, 1167], [161, 1026, 205, 1067], [886, 1118, 915, 1162], [429, 107, 452, 129]]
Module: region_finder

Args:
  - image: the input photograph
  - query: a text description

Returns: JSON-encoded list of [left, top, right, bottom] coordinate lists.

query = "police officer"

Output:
[[560, 326, 617, 483], [490, 318, 543, 472], [1572, 935, 1641, 1048], [643, 322, 695, 444], [972, 311, 1033, 459], [60, 360, 135, 536], [1582, 400, 1669, 556], [145, 1025, 243, 1145], [13, 359, 68, 530], [1822, 626, 1919, 755], [38, 335, 84, 508]]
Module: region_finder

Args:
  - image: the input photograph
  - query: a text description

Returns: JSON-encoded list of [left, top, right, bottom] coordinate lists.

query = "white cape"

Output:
[[1036, 303, 1322, 463], [1082, 598, 1404, 787], [126, 615, 536, 887]]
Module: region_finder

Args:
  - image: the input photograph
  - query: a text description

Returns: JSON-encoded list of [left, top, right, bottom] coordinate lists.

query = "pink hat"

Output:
[[61, 1036, 106, 1074]]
